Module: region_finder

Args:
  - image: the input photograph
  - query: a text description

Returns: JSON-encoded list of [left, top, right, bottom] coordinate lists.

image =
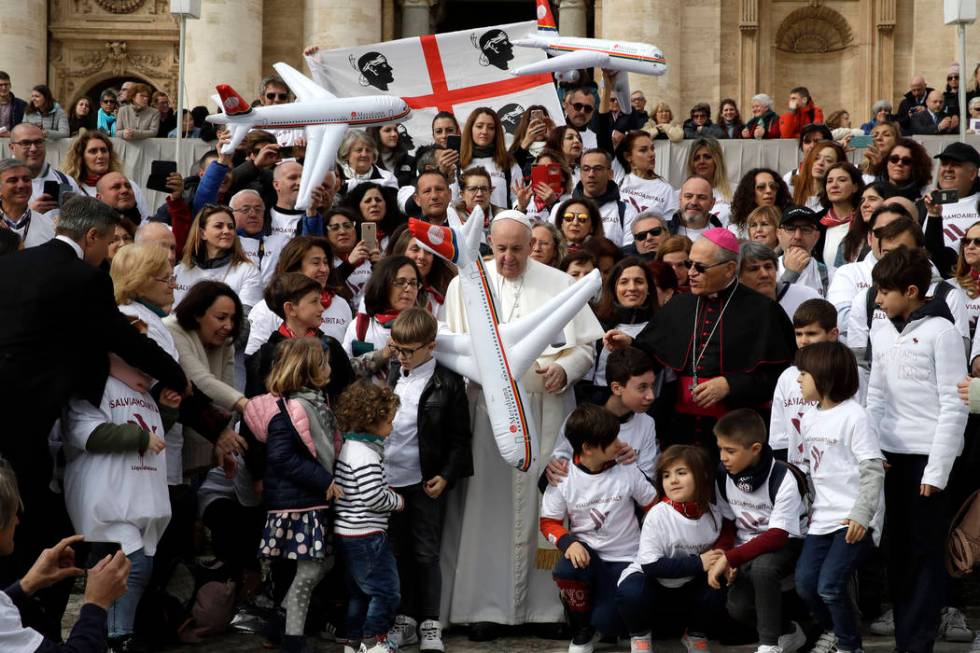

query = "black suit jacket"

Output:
[[910, 109, 954, 135], [0, 239, 187, 482]]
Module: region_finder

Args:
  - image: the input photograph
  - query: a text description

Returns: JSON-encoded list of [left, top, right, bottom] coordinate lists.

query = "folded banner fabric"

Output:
[[306, 21, 565, 148]]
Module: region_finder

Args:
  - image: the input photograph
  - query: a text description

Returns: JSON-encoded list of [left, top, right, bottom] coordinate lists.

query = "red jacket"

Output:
[[779, 104, 825, 139]]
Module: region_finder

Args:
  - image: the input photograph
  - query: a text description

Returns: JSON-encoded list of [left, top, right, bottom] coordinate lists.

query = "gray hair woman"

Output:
[[337, 128, 398, 194], [742, 94, 780, 139], [862, 100, 894, 134]]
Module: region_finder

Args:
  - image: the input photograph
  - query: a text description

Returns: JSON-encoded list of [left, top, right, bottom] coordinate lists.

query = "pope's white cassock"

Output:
[[440, 255, 603, 625]]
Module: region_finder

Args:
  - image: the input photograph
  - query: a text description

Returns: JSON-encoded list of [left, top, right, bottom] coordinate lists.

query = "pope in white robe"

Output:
[[439, 213, 603, 627]]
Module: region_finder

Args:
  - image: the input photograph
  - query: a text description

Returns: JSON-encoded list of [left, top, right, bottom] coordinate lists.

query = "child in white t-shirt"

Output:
[[770, 298, 838, 463], [540, 404, 657, 653], [616, 445, 727, 653], [795, 341, 885, 653]]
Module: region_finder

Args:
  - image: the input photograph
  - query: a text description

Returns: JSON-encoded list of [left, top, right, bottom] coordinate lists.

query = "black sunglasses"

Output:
[[962, 237, 980, 248], [684, 259, 730, 274], [266, 92, 289, 101], [571, 102, 595, 114], [633, 226, 664, 241]]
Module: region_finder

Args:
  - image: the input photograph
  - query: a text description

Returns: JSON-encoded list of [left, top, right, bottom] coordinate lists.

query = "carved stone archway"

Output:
[[775, 4, 853, 54]]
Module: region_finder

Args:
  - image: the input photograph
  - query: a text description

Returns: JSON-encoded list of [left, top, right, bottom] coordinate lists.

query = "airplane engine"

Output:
[[554, 69, 580, 83]]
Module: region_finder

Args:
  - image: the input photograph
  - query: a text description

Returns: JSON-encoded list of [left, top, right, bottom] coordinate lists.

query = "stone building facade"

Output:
[[3, 0, 978, 124]]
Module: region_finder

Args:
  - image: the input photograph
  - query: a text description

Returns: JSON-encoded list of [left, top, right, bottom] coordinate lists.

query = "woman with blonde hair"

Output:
[[791, 140, 846, 209], [61, 130, 151, 216], [173, 204, 262, 311], [951, 220, 980, 340], [686, 137, 733, 222], [459, 107, 523, 208], [745, 205, 781, 250], [645, 102, 683, 142]]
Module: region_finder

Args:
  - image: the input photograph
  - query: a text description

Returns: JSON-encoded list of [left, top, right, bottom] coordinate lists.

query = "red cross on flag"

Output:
[[306, 21, 564, 148]]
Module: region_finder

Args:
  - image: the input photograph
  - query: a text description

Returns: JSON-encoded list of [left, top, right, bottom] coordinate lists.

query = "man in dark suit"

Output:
[[910, 89, 958, 135], [0, 194, 187, 638]]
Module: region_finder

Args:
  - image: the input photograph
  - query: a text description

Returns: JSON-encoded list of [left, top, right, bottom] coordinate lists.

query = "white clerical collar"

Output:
[[55, 235, 84, 259]]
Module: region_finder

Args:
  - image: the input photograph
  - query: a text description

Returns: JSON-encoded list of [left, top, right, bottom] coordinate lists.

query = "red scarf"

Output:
[[277, 323, 317, 339], [970, 269, 980, 282], [820, 208, 853, 228], [373, 309, 401, 327], [84, 173, 102, 187], [424, 284, 445, 306], [321, 289, 334, 309], [661, 496, 704, 520]]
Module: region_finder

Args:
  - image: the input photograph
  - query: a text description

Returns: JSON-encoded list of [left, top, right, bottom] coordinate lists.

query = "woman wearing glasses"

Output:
[[553, 197, 603, 252], [530, 221, 566, 268], [950, 221, 980, 341], [682, 102, 721, 139], [116, 83, 159, 141], [96, 90, 118, 136], [62, 130, 152, 217], [728, 168, 792, 238], [458, 107, 523, 209], [870, 138, 933, 202], [386, 225, 457, 318], [336, 129, 398, 196], [342, 255, 423, 358], [324, 207, 377, 311], [172, 204, 262, 312]]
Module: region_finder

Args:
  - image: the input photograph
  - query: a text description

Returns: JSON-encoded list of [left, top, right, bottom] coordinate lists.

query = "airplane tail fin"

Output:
[[535, 0, 559, 34], [408, 219, 461, 263], [215, 84, 253, 116]]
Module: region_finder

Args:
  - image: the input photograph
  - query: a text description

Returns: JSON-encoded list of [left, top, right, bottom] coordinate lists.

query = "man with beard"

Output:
[[666, 176, 723, 240]]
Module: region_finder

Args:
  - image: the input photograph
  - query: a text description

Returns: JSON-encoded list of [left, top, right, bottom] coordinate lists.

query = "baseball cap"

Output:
[[934, 142, 980, 167], [780, 204, 821, 226]]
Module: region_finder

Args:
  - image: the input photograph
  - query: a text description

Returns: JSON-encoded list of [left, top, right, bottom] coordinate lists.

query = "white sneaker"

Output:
[[777, 621, 805, 653], [681, 631, 711, 652], [630, 633, 653, 652], [388, 614, 418, 647], [360, 638, 397, 653], [568, 632, 598, 653], [755, 646, 782, 653], [940, 606, 975, 643], [419, 619, 445, 652], [810, 631, 838, 653], [869, 609, 894, 636]]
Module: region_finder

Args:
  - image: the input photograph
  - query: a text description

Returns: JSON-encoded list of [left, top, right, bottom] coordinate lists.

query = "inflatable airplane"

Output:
[[408, 209, 601, 472], [511, 0, 666, 114], [205, 62, 411, 211]]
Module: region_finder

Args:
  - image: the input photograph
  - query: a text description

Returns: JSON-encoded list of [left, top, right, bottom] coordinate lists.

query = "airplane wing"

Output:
[[499, 268, 602, 378], [513, 50, 610, 76], [613, 72, 632, 115], [273, 62, 336, 102], [433, 334, 482, 382], [295, 123, 347, 210]]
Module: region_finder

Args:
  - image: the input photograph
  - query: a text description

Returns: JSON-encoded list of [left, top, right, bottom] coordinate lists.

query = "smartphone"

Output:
[[146, 160, 178, 194], [446, 134, 461, 155], [278, 146, 296, 159], [531, 163, 563, 196], [42, 180, 60, 205], [361, 222, 378, 251], [849, 134, 873, 149], [530, 109, 544, 123], [931, 188, 959, 205], [72, 541, 122, 569]]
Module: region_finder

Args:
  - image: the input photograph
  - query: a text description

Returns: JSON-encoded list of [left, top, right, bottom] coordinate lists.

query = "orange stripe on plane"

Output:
[[550, 44, 665, 64]]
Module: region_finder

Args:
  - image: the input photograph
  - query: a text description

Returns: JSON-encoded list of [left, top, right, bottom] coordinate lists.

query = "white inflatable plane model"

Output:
[[511, 0, 666, 113], [408, 208, 601, 472], [205, 62, 411, 211]]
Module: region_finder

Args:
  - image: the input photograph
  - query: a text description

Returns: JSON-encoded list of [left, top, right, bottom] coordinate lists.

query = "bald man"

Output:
[[897, 74, 934, 133], [95, 171, 143, 226], [911, 89, 958, 135], [135, 221, 177, 267]]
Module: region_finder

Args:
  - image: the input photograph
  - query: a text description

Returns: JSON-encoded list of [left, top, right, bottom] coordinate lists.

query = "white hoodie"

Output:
[[866, 304, 968, 489], [827, 252, 877, 335]]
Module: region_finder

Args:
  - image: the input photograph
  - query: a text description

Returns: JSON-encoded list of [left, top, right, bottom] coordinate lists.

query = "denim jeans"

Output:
[[108, 548, 153, 638], [552, 547, 629, 637], [338, 533, 400, 640], [616, 571, 726, 636], [795, 530, 872, 651]]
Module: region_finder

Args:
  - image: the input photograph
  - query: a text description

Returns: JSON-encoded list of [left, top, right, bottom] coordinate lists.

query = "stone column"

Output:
[[873, 0, 895, 109], [1, 0, 46, 98], [185, 0, 263, 108], [738, 0, 759, 113], [304, 0, 383, 52], [400, 0, 434, 38], [558, 0, 587, 37], [601, 0, 680, 114]]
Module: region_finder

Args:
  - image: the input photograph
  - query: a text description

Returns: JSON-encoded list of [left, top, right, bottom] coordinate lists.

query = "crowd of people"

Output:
[[0, 56, 979, 653]]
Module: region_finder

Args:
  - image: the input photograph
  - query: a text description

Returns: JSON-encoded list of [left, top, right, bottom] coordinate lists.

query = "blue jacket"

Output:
[[265, 401, 334, 511]]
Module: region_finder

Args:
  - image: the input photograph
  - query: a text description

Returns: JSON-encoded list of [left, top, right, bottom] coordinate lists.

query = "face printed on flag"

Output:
[[497, 103, 526, 135], [307, 21, 564, 149]]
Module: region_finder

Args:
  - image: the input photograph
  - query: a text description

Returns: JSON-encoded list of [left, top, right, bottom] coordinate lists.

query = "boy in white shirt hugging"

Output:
[[540, 404, 657, 653], [866, 246, 968, 652]]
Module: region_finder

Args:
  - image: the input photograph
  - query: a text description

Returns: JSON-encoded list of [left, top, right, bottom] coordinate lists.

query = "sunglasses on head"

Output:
[[633, 226, 664, 241], [571, 102, 595, 114], [266, 92, 289, 101], [888, 154, 913, 166]]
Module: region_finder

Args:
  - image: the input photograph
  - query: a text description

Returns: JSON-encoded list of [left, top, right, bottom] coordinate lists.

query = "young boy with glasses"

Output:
[[380, 307, 472, 653]]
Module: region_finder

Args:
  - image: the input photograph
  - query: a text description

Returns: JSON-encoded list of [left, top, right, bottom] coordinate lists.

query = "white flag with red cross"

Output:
[[305, 21, 565, 150]]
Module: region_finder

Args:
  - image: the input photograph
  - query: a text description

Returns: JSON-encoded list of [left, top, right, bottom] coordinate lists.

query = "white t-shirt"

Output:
[[269, 207, 304, 239], [822, 222, 849, 273], [948, 277, 980, 340], [778, 283, 822, 322], [626, 502, 722, 588], [541, 461, 656, 562], [716, 459, 806, 545], [174, 258, 263, 309], [778, 256, 828, 296], [3, 209, 55, 248], [457, 156, 523, 209], [63, 377, 171, 556], [616, 173, 678, 246], [935, 191, 980, 248], [552, 410, 659, 480], [336, 256, 373, 313], [711, 189, 732, 227], [770, 364, 818, 459], [799, 398, 884, 539], [342, 314, 391, 357], [245, 297, 353, 356], [386, 358, 436, 487], [0, 591, 43, 652]]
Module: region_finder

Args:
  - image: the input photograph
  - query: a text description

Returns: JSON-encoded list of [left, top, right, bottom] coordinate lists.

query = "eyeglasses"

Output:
[[683, 259, 730, 274], [464, 185, 491, 194], [962, 237, 980, 248], [692, 112, 708, 119], [392, 278, 420, 289], [154, 275, 177, 286], [11, 139, 44, 149], [948, 75, 960, 81], [232, 206, 263, 215], [326, 221, 355, 232], [563, 212, 590, 224], [633, 226, 664, 241], [390, 342, 433, 358], [265, 92, 289, 101], [581, 165, 607, 174], [571, 102, 595, 114], [101, 99, 117, 105], [780, 223, 819, 235], [888, 155, 913, 166]]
